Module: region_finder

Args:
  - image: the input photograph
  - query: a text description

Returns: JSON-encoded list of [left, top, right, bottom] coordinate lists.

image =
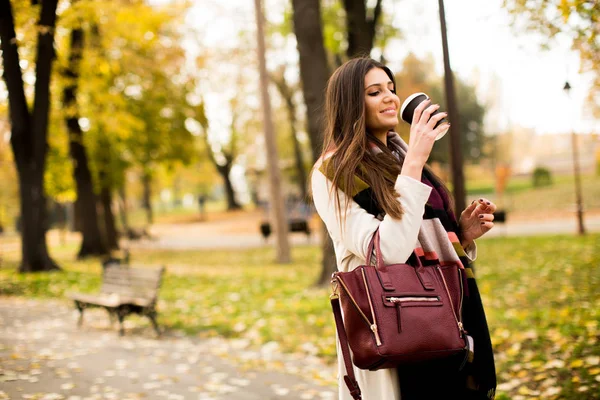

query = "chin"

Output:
[[381, 117, 398, 128], [382, 122, 398, 131]]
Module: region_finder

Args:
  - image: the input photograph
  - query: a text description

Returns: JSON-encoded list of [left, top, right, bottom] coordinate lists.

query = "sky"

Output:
[[189, 0, 599, 136]]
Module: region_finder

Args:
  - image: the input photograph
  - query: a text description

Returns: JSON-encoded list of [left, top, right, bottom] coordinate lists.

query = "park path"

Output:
[[1, 210, 599, 254], [130, 212, 600, 251], [0, 297, 337, 400]]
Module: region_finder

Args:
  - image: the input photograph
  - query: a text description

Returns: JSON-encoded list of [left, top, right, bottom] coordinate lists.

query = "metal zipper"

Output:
[[335, 276, 373, 328], [386, 296, 440, 303], [436, 266, 464, 335], [457, 268, 464, 331], [361, 269, 382, 346]]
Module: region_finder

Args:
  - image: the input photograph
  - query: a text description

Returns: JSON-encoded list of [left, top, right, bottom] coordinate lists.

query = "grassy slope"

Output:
[[466, 174, 600, 217]]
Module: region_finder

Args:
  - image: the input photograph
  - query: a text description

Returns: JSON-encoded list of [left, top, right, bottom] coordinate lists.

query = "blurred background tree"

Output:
[[1, 0, 195, 268], [394, 53, 488, 166], [71, 0, 194, 238], [503, 0, 600, 117], [0, 0, 61, 272]]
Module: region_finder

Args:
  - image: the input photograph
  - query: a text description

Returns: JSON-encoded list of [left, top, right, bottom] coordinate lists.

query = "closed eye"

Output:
[[367, 88, 396, 96]]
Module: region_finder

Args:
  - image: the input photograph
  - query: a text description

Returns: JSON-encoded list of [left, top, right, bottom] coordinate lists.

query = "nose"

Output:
[[384, 87, 396, 99]]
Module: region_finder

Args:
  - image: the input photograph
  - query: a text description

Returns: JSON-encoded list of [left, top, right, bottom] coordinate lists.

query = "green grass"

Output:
[[466, 174, 534, 196], [465, 174, 600, 216], [123, 199, 233, 227], [0, 234, 599, 399]]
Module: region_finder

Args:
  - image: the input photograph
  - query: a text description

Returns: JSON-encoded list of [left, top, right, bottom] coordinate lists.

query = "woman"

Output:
[[311, 57, 497, 399]]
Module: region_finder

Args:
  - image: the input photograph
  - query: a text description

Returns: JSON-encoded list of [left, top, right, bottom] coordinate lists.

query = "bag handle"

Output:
[[368, 229, 435, 291], [366, 230, 395, 291], [331, 294, 362, 400]]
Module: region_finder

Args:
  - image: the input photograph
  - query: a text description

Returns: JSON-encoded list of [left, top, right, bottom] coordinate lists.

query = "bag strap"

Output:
[[331, 295, 362, 400], [366, 230, 377, 265]]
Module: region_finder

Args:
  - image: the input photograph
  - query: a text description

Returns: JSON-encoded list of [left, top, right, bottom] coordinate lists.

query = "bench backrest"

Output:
[[100, 266, 165, 302]]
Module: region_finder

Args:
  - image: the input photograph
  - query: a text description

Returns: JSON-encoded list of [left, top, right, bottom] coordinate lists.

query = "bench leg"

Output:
[[147, 310, 161, 337], [116, 307, 127, 336], [104, 308, 117, 326], [75, 301, 85, 327]]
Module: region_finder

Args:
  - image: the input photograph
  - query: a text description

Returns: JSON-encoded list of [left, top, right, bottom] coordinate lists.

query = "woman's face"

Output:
[[364, 67, 400, 135]]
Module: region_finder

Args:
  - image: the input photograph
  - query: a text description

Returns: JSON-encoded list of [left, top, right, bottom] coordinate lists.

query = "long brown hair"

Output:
[[319, 57, 405, 221]]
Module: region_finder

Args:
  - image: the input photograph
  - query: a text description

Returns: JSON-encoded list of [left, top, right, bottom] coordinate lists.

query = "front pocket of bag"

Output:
[[382, 294, 443, 333]]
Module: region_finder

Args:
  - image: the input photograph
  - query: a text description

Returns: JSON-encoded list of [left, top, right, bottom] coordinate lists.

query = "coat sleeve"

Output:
[[311, 169, 432, 269]]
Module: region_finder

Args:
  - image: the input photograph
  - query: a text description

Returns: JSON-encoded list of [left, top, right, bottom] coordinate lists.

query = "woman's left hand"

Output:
[[459, 198, 497, 246]]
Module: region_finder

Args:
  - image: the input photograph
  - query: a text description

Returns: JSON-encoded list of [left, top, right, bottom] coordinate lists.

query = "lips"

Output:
[[380, 107, 397, 114]]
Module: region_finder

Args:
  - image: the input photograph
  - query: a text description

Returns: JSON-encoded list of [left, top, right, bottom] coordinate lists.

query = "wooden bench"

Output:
[[259, 198, 313, 241], [494, 210, 507, 223], [68, 265, 165, 336], [259, 218, 311, 240]]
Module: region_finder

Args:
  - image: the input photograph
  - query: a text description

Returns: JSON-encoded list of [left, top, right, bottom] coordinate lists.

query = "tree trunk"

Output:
[[291, 118, 309, 201], [0, 0, 60, 272], [292, 0, 384, 285], [218, 164, 242, 211], [142, 171, 153, 226], [316, 224, 337, 284], [342, 0, 382, 58], [201, 131, 242, 211], [100, 184, 119, 250], [271, 71, 308, 201], [118, 185, 129, 233], [291, 0, 336, 285], [172, 175, 182, 208], [64, 22, 108, 258], [73, 197, 84, 232], [18, 168, 59, 272], [254, 0, 291, 263], [291, 0, 331, 162], [197, 104, 242, 212], [438, 0, 466, 216]]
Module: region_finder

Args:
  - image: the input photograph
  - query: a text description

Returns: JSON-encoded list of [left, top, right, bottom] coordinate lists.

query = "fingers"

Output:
[[426, 110, 448, 130], [432, 121, 450, 138], [420, 103, 440, 125], [462, 199, 478, 217], [480, 221, 494, 230], [478, 213, 494, 222], [412, 98, 431, 126], [470, 197, 497, 218]]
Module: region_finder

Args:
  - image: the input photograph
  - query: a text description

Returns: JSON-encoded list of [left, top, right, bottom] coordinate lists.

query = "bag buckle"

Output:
[[330, 275, 339, 299]]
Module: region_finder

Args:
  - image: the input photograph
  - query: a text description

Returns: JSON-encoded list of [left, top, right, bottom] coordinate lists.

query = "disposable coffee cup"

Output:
[[400, 92, 449, 140]]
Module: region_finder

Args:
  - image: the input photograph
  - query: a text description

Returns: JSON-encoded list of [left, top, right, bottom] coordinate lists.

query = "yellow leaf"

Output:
[[518, 386, 532, 395], [570, 359, 584, 368], [534, 373, 546, 381], [589, 368, 600, 375]]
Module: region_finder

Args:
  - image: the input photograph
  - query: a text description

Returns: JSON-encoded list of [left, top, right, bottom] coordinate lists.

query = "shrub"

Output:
[[532, 166, 552, 187]]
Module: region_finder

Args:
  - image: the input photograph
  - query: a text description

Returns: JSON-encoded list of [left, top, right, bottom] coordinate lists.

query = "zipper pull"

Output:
[[458, 322, 465, 334], [371, 324, 382, 346]]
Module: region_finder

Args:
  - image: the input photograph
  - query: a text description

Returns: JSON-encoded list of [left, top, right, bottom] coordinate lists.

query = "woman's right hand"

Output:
[[401, 99, 449, 180]]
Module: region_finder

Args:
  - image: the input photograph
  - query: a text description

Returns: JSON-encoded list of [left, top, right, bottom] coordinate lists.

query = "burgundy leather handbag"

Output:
[[330, 230, 467, 400]]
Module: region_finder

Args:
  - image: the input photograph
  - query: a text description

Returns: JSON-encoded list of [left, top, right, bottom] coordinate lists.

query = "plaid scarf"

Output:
[[323, 131, 497, 399]]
